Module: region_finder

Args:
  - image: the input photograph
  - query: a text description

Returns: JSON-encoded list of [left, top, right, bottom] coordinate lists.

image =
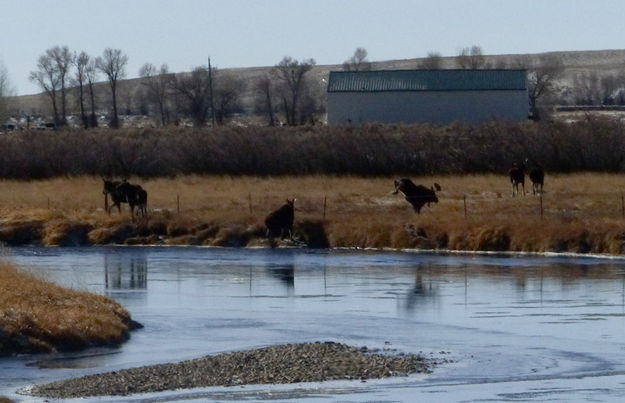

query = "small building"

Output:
[[326, 69, 528, 125]]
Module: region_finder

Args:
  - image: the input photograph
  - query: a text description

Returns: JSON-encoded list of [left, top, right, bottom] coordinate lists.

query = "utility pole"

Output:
[[208, 56, 215, 127]]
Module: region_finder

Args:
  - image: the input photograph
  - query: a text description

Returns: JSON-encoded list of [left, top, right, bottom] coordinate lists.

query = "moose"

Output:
[[392, 178, 441, 214], [265, 198, 295, 239], [102, 178, 148, 219], [508, 162, 526, 197], [529, 165, 544, 196]]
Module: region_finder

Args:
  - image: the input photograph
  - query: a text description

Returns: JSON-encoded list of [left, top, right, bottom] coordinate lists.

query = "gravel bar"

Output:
[[26, 342, 435, 398]]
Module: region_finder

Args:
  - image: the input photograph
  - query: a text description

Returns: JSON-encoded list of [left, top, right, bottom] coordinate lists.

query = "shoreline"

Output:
[[0, 260, 142, 357], [2, 214, 625, 257], [11, 242, 625, 262]]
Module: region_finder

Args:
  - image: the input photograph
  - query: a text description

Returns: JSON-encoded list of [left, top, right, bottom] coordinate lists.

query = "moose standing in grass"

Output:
[[102, 178, 148, 220], [508, 162, 526, 197], [265, 198, 295, 239]]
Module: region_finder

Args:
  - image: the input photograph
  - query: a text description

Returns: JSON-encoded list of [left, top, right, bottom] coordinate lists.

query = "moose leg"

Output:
[[129, 203, 136, 221], [107, 202, 119, 215]]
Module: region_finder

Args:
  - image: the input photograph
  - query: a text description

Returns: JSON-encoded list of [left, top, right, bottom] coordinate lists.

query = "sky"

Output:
[[2, 0, 625, 95]]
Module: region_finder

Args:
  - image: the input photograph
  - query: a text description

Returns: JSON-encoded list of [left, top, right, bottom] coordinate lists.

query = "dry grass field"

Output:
[[0, 260, 139, 355], [1, 174, 625, 253]]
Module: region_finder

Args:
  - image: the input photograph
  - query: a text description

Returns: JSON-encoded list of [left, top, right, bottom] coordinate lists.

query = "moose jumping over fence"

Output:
[[392, 178, 441, 214]]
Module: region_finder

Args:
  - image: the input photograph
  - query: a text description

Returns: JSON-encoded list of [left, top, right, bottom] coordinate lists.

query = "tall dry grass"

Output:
[[1, 118, 625, 178], [0, 260, 137, 355], [1, 174, 625, 253]]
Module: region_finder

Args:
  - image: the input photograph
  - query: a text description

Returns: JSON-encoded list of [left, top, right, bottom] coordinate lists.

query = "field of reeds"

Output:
[[0, 118, 624, 179], [0, 260, 140, 355], [1, 174, 625, 254]]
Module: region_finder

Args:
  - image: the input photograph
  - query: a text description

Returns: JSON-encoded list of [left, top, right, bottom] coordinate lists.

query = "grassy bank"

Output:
[[0, 260, 140, 355], [1, 174, 625, 254]]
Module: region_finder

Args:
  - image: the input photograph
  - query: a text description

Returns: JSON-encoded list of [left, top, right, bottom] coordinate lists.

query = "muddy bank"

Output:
[[26, 342, 437, 398], [0, 217, 330, 248], [1, 215, 624, 255]]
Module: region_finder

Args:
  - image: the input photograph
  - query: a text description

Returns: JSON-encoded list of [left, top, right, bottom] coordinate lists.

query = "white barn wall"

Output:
[[327, 90, 529, 125]]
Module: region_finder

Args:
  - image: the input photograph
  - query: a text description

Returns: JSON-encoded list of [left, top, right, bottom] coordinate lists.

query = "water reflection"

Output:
[[104, 252, 147, 290], [404, 266, 438, 313], [266, 265, 295, 290], [7, 248, 625, 402]]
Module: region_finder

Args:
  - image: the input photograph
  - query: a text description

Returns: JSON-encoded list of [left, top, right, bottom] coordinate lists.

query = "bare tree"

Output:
[[0, 61, 14, 125], [212, 70, 245, 125], [419, 52, 444, 69], [457, 45, 486, 69], [96, 48, 128, 128], [297, 78, 324, 125], [72, 51, 90, 128], [139, 63, 173, 126], [85, 58, 99, 127], [274, 57, 316, 125], [173, 66, 211, 126], [598, 73, 625, 105], [254, 75, 276, 126], [515, 55, 565, 117], [573, 72, 600, 105], [29, 53, 61, 126], [343, 48, 371, 71], [48, 46, 73, 126]]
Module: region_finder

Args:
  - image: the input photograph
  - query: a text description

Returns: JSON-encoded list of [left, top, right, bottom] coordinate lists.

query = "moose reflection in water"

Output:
[[267, 264, 295, 290], [402, 266, 438, 313], [104, 252, 147, 290]]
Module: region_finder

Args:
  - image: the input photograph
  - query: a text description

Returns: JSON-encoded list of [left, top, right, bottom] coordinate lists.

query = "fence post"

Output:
[[463, 195, 467, 218], [323, 195, 327, 220]]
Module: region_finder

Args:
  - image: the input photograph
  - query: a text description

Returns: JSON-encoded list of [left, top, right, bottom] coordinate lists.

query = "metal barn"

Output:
[[326, 69, 528, 125]]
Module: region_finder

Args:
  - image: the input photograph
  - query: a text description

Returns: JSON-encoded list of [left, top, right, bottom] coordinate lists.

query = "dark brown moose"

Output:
[[392, 178, 441, 214], [529, 165, 544, 196], [265, 198, 295, 239], [102, 179, 148, 220], [508, 162, 526, 197]]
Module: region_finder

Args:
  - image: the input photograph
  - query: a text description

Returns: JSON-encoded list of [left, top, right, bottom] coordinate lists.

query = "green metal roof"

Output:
[[327, 69, 527, 92]]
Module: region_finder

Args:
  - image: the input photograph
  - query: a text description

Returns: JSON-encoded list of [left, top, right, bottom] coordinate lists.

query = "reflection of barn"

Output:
[[327, 69, 528, 125]]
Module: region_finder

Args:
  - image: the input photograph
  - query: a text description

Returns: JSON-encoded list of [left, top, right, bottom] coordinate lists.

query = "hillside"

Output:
[[9, 49, 625, 120]]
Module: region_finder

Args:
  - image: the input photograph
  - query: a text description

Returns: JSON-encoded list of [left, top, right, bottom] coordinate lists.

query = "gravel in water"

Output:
[[26, 342, 435, 398]]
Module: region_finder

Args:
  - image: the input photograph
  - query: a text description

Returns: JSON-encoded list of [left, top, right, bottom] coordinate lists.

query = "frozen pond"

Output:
[[3, 246, 625, 402]]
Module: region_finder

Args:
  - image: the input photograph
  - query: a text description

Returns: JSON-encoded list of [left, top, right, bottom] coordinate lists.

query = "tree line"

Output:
[[22, 46, 323, 129]]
